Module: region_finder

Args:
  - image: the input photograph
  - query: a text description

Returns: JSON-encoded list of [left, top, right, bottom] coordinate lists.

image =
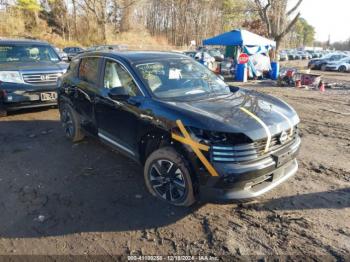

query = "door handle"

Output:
[[97, 96, 123, 107]]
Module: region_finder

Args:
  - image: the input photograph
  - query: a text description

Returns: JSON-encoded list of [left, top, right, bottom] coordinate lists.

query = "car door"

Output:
[[74, 56, 102, 132], [94, 58, 145, 158]]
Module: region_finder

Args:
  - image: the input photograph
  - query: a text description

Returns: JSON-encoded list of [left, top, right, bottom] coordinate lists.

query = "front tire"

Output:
[[60, 103, 84, 142], [144, 147, 196, 206], [339, 66, 346, 73]]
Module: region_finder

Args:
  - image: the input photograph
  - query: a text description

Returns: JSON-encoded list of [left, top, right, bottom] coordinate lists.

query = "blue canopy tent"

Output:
[[203, 29, 278, 81], [202, 29, 276, 50]]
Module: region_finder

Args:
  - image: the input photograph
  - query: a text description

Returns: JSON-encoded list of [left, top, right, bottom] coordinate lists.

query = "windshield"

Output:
[[0, 44, 60, 63], [135, 58, 230, 100], [321, 53, 336, 59]]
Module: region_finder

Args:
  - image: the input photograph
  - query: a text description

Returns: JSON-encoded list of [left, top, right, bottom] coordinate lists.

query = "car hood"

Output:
[[157, 89, 300, 141], [0, 61, 68, 73]]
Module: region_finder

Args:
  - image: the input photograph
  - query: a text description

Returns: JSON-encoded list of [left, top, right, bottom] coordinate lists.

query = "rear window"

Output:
[[0, 44, 60, 63], [78, 57, 99, 84]]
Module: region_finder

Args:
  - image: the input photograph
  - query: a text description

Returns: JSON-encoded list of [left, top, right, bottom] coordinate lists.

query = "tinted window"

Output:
[[104, 60, 141, 96], [67, 58, 80, 76], [79, 57, 99, 84], [0, 44, 60, 62]]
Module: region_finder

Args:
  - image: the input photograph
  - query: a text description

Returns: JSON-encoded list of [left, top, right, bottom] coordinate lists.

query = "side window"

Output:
[[67, 58, 80, 76], [103, 60, 141, 96], [79, 57, 99, 85]]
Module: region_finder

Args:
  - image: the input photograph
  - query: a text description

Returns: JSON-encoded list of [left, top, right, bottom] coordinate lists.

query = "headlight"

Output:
[[188, 127, 251, 144], [0, 71, 24, 84]]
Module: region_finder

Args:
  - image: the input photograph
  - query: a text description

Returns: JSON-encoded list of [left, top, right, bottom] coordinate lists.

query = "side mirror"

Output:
[[108, 87, 129, 100]]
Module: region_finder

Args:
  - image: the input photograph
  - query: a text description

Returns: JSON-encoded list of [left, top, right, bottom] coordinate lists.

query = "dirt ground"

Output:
[[0, 64, 349, 260]]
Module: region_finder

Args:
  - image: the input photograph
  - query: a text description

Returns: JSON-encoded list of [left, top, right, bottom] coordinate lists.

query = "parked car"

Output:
[[94, 45, 128, 52], [183, 51, 197, 59], [58, 51, 301, 206], [314, 52, 323, 58], [191, 48, 224, 62], [0, 39, 68, 116], [286, 51, 297, 60], [54, 47, 68, 61], [324, 57, 350, 72], [308, 53, 348, 70], [306, 50, 321, 59], [63, 46, 84, 61], [206, 49, 224, 61], [297, 51, 309, 60], [287, 51, 301, 60], [278, 51, 289, 61]]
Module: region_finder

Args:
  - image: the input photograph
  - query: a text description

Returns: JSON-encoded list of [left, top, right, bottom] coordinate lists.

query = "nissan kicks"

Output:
[[0, 39, 68, 116], [58, 51, 301, 206]]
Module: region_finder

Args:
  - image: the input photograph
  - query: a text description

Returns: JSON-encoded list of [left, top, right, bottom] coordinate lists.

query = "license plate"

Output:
[[272, 149, 292, 168], [40, 92, 57, 101]]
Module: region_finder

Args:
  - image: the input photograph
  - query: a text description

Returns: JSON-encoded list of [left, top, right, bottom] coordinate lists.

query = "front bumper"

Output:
[[199, 136, 301, 201], [1, 83, 57, 111]]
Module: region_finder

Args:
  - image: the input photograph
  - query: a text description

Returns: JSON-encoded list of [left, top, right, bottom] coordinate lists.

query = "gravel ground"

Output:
[[0, 71, 349, 260]]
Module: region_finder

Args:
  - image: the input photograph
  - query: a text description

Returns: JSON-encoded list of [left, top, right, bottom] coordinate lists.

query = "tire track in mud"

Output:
[[223, 204, 348, 259], [300, 118, 350, 143], [284, 95, 350, 107], [300, 160, 350, 183]]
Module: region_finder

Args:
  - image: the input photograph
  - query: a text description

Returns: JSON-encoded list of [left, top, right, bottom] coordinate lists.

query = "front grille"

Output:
[[212, 127, 298, 163], [22, 73, 62, 84]]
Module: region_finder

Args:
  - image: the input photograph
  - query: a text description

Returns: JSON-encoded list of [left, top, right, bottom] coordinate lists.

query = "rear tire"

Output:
[[144, 147, 196, 207], [60, 103, 84, 142]]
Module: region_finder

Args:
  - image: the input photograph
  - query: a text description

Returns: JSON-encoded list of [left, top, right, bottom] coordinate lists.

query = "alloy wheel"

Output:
[[149, 159, 187, 202]]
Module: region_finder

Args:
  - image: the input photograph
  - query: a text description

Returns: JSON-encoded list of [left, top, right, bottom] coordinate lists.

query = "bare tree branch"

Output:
[[278, 12, 301, 39], [287, 0, 303, 16]]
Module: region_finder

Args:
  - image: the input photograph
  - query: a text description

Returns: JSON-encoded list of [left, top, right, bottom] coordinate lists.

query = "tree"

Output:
[[16, 0, 41, 29], [223, 0, 251, 31], [298, 18, 315, 46], [41, 0, 70, 40], [253, 0, 303, 52]]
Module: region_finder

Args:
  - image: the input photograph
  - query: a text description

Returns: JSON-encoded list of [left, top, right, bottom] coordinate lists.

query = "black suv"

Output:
[[58, 51, 301, 206], [0, 39, 68, 116]]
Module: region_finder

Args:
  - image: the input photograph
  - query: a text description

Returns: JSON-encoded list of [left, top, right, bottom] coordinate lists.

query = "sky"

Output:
[[290, 0, 350, 43]]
